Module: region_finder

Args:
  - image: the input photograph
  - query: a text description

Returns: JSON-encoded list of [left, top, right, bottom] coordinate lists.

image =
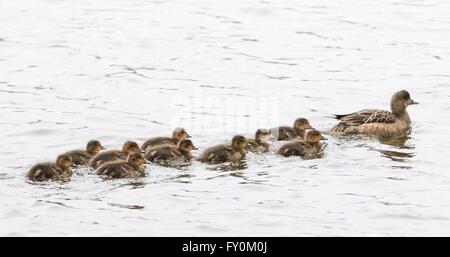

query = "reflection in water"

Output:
[[108, 203, 145, 210]]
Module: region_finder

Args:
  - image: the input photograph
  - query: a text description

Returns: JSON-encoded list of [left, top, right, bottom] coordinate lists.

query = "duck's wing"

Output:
[[334, 109, 396, 126]]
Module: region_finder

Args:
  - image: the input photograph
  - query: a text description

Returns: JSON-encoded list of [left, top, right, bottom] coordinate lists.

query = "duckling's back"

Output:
[[197, 144, 243, 163], [89, 150, 127, 169], [141, 137, 177, 152], [145, 145, 183, 162], [64, 150, 92, 165], [95, 161, 143, 179], [27, 163, 61, 181]]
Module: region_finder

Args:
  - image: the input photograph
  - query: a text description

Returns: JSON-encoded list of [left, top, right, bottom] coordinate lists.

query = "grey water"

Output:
[[1, 0, 450, 236]]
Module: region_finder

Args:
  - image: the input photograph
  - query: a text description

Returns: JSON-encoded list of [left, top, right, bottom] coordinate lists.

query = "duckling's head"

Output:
[[231, 135, 247, 149], [177, 139, 197, 153], [304, 129, 322, 144], [127, 152, 145, 167], [56, 154, 73, 170], [122, 141, 141, 153], [86, 140, 104, 155], [172, 127, 190, 141], [294, 118, 312, 130], [255, 129, 272, 142], [391, 90, 418, 114]]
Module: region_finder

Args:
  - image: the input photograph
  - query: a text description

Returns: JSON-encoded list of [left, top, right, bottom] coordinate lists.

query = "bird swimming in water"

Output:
[[95, 152, 146, 179], [271, 118, 313, 141], [196, 135, 247, 164], [141, 127, 190, 152], [246, 129, 272, 153], [145, 139, 197, 163], [63, 140, 105, 166], [331, 90, 418, 137], [277, 129, 324, 159], [26, 154, 73, 182], [89, 141, 141, 169]]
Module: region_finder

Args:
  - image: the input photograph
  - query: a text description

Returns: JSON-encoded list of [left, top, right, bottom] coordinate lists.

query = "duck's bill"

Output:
[[140, 150, 146, 154], [192, 146, 199, 150], [100, 146, 106, 150], [410, 99, 419, 105], [320, 136, 328, 141], [186, 134, 192, 138]]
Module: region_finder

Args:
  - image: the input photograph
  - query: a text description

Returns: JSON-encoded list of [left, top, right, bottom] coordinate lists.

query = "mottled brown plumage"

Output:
[[196, 135, 247, 164], [63, 140, 104, 166], [89, 141, 141, 169], [277, 130, 324, 159], [271, 118, 312, 141], [95, 152, 145, 179], [27, 154, 73, 182], [331, 90, 418, 137], [246, 129, 271, 153], [145, 139, 196, 163], [141, 127, 190, 152]]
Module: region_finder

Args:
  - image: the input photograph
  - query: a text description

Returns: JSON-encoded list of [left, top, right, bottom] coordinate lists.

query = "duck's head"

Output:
[[294, 118, 312, 130], [122, 141, 141, 153], [178, 139, 197, 153], [86, 140, 104, 155], [231, 135, 247, 149], [127, 152, 145, 167], [56, 154, 73, 170], [172, 127, 190, 141], [391, 90, 418, 114], [304, 129, 323, 144], [255, 129, 272, 142]]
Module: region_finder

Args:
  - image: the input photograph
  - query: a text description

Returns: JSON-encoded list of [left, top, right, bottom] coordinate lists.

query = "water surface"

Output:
[[1, 0, 450, 236]]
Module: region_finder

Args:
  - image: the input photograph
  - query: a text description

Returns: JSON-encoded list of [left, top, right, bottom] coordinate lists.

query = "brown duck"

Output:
[[246, 129, 272, 153], [141, 127, 190, 152], [331, 90, 418, 137], [27, 154, 73, 182], [277, 129, 324, 159], [89, 141, 141, 169], [145, 139, 197, 163], [63, 140, 105, 166], [95, 152, 145, 179], [271, 118, 313, 141], [196, 135, 247, 164]]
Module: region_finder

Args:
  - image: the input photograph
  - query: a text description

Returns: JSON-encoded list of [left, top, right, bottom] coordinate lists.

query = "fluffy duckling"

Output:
[[246, 129, 272, 153], [27, 154, 73, 181], [95, 152, 145, 179], [196, 135, 247, 164], [331, 90, 418, 137], [89, 141, 141, 169], [277, 129, 324, 159], [141, 127, 190, 152], [63, 140, 105, 166], [271, 118, 312, 141], [145, 139, 197, 163]]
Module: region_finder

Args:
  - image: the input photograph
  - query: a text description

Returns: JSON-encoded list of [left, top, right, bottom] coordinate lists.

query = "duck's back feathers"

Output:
[[332, 109, 397, 133], [64, 150, 92, 165], [27, 163, 62, 181], [95, 161, 144, 179], [197, 145, 244, 164], [246, 140, 270, 153], [145, 145, 187, 162], [271, 126, 298, 141], [89, 150, 128, 169], [141, 137, 177, 151]]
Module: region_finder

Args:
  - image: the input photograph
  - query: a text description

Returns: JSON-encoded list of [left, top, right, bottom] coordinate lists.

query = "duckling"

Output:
[[89, 141, 141, 169], [27, 154, 73, 181], [63, 140, 105, 166], [277, 129, 324, 159], [141, 127, 190, 152], [145, 139, 197, 163], [196, 135, 247, 164], [246, 129, 272, 153], [271, 118, 312, 141], [95, 152, 145, 179], [331, 90, 419, 137]]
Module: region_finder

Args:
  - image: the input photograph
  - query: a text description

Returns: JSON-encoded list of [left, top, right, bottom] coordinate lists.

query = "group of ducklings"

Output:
[[27, 90, 418, 182]]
